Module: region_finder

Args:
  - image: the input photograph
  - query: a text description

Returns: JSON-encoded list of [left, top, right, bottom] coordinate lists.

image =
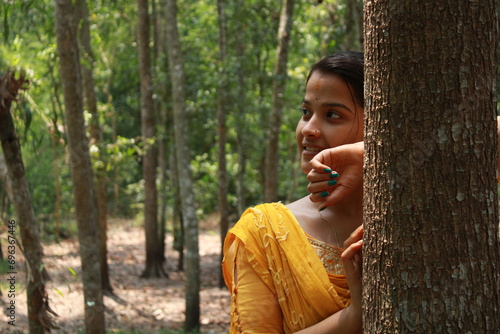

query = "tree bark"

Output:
[[216, 0, 230, 289], [76, 0, 113, 293], [171, 146, 185, 271], [264, 0, 295, 202], [164, 0, 201, 330], [363, 1, 500, 332], [53, 1, 105, 332], [137, 0, 165, 278], [153, 0, 170, 267], [233, 4, 248, 216], [344, 0, 363, 51], [0, 72, 57, 334]]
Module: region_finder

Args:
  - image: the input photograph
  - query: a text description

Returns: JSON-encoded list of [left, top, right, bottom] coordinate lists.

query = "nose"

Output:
[[301, 115, 321, 138]]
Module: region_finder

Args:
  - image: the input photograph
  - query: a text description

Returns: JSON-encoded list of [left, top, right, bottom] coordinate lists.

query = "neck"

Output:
[[319, 187, 363, 244], [327, 186, 363, 218]]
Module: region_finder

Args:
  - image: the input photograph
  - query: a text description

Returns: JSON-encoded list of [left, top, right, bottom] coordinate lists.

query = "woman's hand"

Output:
[[341, 226, 363, 305], [341, 225, 363, 331], [307, 141, 364, 208]]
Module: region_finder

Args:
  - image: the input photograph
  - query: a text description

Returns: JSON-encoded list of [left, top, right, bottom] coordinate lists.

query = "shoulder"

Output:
[[230, 202, 299, 239], [286, 196, 318, 229]]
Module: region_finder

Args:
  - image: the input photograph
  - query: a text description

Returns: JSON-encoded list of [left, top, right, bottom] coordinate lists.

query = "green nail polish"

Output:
[[319, 206, 327, 212], [320, 191, 329, 198], [328, 179, 337, 186], [330, 172, 339, 178], [324, 168, 332, 173]]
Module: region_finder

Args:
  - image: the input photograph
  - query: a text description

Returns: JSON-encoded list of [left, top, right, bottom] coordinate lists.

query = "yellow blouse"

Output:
[[222, 203, 351, 333]]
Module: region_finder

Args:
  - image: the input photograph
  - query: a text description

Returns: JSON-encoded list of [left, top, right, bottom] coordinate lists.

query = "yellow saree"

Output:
[[222, 202, 351, 333]]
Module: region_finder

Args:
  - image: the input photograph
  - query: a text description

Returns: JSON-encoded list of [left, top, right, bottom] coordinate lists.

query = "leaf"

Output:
[[54, 288, 64, 298], [68, 267, 77, 281]]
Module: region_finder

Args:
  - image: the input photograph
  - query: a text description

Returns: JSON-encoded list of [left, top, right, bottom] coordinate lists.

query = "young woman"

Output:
[[222, 52, 365, 333]]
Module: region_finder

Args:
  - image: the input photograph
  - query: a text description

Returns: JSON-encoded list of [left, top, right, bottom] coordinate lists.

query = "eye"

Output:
[[326, 111, 340, 119], [299, 108, 312, 119]]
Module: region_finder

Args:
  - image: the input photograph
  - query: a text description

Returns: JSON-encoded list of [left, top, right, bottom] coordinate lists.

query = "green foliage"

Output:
[[1, 0, 369, 230]]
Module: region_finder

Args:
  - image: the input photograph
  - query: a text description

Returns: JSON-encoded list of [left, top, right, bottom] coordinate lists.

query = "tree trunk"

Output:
[[53, 1, 106, 332], [164, 0, 200, 330], [153, 0, 169, 266], [234, 14, 248, 216], [363, 1, 500, 333], [216, 0, 230, 289], [344, 0, 363, 51], [76, 0, 113, 294], [171, 146, 185, 271], [264, 0, 295, 202], [137, 0, 165, 278], [47, 60, 64, 240], [0, 72, 57, 334]]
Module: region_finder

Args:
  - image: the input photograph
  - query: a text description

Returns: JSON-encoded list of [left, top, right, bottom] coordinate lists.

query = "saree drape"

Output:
[[222, 202, 351, 333]]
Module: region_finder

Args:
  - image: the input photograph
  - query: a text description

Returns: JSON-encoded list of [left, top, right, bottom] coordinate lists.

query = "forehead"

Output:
[[304, 72, 353, 102]]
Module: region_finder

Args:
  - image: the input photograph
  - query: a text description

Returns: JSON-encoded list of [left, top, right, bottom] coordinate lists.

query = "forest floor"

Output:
[[0, 215, 231, 333]]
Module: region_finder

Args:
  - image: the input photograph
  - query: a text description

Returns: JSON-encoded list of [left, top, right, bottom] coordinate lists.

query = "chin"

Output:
[[301, 161, 312, 174]]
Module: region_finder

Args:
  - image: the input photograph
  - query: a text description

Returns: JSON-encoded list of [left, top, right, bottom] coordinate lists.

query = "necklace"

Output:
[[318, 208, 340, 248]]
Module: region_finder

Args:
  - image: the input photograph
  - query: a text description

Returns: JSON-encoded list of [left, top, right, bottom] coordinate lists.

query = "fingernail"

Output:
[[324, 168, 332, 173], [319, 206, 327, 212], [320, 191, 329, 198], [330, 172, 339, 178], [328, 179, 337, 186]]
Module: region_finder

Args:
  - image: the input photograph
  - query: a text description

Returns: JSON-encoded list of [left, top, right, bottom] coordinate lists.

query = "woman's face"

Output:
[[296, 71, 364, 173]]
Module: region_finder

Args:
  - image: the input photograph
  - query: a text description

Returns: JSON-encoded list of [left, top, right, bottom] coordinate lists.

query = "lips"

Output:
[[304, 146, 322, 153], [301, 144, 324, 157]]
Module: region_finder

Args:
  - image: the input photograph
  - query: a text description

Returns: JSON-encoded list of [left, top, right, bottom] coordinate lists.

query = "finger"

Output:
[[341, 240, 363, 261], [344, 226, 364, 249], [307, 178, 338, 195], [317, 184, 358, 207], [309, 190, 331, 203], [309, 153, 334, 172], [307, 169, 339, 183]]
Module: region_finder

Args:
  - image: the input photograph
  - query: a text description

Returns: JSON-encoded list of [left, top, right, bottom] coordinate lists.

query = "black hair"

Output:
[[306, 51, 364, 108]]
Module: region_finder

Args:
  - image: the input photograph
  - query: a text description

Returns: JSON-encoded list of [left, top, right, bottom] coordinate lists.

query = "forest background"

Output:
[[0, 0, 365, 333]]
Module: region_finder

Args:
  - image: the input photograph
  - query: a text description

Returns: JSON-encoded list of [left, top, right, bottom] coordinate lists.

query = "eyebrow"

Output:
[[301, 99, 354, 114]]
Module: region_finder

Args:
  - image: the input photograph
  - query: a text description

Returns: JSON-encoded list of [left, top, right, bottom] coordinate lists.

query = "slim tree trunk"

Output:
[[76, 0, 113, 294], [47, 60, 64, 240], [363, 1, 500, 332], [153, 0, 169, 266], [216, 0, 230, 289], [0, 72, 57, 334], [344, 0, 363, 51], [50, 128, 62, 240], [170, 146, 185, 271], [54, 1, 105, 332], [234, 10, 247, 216], [137, 0, 165, 278], [264, 0, 295, 202], [164, 0, 200, 330]]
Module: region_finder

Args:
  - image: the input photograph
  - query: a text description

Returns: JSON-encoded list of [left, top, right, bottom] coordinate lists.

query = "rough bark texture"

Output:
[[363, 1, 500, 333], [216, 0, 230, 289], [0, 72, 57, 333], [137, 0, 164, 278], [264, 0, 295, 202], [164, 0, 201, 330], [76, 0, 113, 293], [53, 1, 105, 332]]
